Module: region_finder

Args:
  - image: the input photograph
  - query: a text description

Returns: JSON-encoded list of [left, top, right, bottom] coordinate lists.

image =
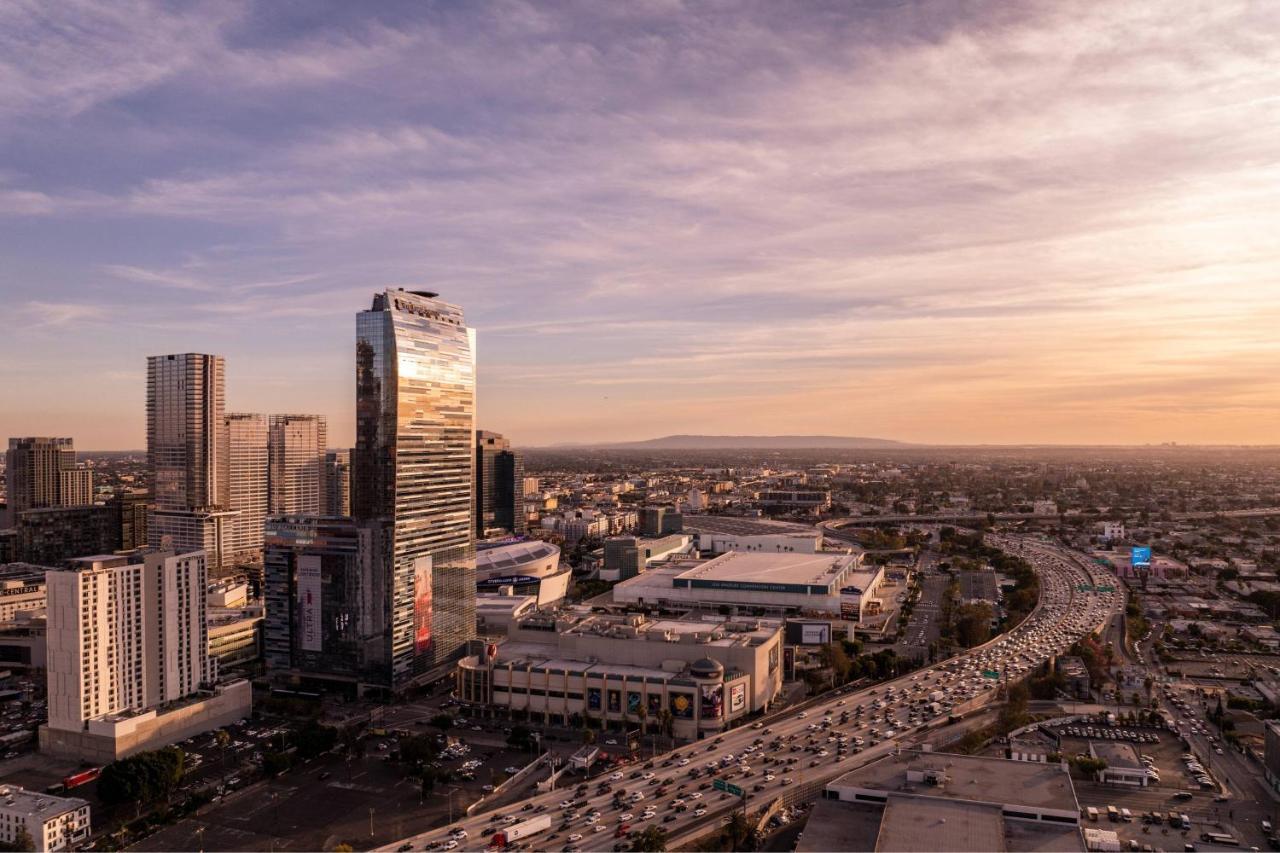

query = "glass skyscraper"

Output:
[[353, 289, 477, 687]]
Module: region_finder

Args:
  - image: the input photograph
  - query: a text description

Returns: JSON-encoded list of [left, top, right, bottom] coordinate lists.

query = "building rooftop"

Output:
[[1088, 741, 1143, 770], [877, 796, 1005, 852], [831, 750, 1079, 813], [673, 550, 863, 592], [796, 799, 884, 853], [475, 539, 560, 572], [0, 785, 87, 821], [682, 515, 817, 536]]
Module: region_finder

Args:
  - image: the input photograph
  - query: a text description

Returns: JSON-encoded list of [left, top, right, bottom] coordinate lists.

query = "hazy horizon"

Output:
[[3, 1, 1279, 449]]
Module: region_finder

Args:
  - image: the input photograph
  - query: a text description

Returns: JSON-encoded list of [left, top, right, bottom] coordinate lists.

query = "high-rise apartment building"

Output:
[[224, 413, 268, 564], [147, 354, 226, 511], [41, 550, 249, 761], [323, 449, 351, 517], [268, 415, 326, 516], [353, 289, 476, 686], [45, 551, 213, 730], [475, 430, 524, 537], [146, 354, 236, 571], [5, 437, 79, 518], [58, 466, 92, 507]]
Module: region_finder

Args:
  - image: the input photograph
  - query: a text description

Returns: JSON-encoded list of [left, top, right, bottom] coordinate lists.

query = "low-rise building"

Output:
[[612, 550, 884, 622], [1055, 655, 1091, 700], [600, 534, 693, 582], [0, 784, 90, 852], [0, 565, 46, 624], [804, 750, 1083, 852], [1088, 741, 1148, 787], [456, 611, 783, 740]]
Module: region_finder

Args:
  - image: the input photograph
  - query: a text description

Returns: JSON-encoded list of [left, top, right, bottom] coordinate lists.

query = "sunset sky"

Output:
[[2, 0, 1278, 448]]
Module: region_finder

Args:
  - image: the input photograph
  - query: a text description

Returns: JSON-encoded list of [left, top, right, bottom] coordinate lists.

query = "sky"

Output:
[[2, 0, 1279, 449]]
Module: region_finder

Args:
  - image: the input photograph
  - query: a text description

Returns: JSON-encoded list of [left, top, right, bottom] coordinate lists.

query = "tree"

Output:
[[582, 727, 597, 746], [723, 811, 756, 851], [818, 642, 852, 684], [0, 828, 35, 853], [420, 766, 438, 797], [998, 681, 1029, 733], [636, 701, 649, 734], [631, 825, 667, 852], [429, 713, 454, 732], [97, 747, 186, 807], [333, 844, 354, 852], [658, 709, 674, 739], [507, 725, 534, 750], [954, 603, 993, 648]]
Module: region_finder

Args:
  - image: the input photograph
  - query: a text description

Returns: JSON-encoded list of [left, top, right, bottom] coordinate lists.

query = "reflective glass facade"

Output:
[[353, 290, 476, 687]]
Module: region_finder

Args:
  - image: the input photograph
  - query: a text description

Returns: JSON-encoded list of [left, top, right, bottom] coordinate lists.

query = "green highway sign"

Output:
[[713, 778, 744, 797], [981, 670, 1000, 680], [1096, 585, 1115, 593]]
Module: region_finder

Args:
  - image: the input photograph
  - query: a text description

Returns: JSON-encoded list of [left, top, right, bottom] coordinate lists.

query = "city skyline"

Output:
[[3, 1, 1280, 449]]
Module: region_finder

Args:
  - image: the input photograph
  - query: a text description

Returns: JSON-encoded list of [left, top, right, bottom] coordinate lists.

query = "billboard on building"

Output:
[[297, 554, 323, 652], [608, 689, 622, 714], [839, 586, 862, 619], [627, 692, 642, 715], [588, 687, 602, 712], [670, 692, 694, 719], [413, 556, 433, 655], [701, 684, 724, 718], [785, 620, 832, 645], [729, 682, 746, 713], [1131, 546, 1152, 567], [768, 644, 779, 673], [647, 694, 662, 716]]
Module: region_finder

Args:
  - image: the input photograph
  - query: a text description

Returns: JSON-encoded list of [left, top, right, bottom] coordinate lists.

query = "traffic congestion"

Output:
[[386, 535, 1121, 852]]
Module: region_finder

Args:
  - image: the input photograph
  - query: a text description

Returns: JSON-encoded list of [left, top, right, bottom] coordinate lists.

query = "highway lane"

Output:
[[387, 533, 1121, 852]]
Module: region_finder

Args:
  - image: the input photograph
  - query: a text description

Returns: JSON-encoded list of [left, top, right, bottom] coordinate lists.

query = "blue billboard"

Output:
[[1131, 546, 1152, 567]]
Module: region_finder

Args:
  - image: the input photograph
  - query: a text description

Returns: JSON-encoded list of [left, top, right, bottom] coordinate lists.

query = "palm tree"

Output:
[[724, 811, 752, 850], [636, 701, 648, 734], [658, 709, 674, 740]]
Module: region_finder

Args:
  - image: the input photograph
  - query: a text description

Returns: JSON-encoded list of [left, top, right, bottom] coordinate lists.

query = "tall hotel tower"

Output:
[[353, 289, 477, 686], [147, 354, 237, 571]]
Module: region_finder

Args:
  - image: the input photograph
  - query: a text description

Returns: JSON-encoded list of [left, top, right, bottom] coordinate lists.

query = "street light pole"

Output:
[[369, 807, 375, 838]]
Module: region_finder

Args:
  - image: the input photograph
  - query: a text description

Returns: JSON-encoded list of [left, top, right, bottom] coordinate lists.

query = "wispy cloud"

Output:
[[1, 0, 1279, 446]]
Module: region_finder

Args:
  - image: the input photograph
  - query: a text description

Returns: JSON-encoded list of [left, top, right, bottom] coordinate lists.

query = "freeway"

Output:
[[387, 533, 1121, 853]]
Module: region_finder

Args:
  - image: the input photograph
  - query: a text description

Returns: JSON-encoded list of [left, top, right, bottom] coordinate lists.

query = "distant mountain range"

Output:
[[572, 434, 912, 450]]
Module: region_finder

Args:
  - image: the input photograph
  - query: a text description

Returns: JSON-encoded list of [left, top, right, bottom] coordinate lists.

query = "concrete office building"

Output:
[[224, 413, 268, 565], [0, 784, 90, 852], [639, 506, 683, 536], [323, 449, 351, 517], [353, 289, 477, 686], [600, 533, 694, 582], [40, 550, 250, 761], [803, 750, 1083, 853], [476, 431, 524, 537], [613, 550, 885, 621], [756, 489, 831, 512], [269, 414, 326, 516], [456, 611, 784, 740], [683, 515, 823, 554], [147, 354, 236, 571]]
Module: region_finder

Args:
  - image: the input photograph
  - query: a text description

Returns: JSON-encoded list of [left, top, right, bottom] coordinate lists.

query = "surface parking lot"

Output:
[[1039, 721, 1243, 849]]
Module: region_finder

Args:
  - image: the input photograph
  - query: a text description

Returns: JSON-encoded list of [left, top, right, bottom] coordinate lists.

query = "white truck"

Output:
[[488, 814, 551, 849]]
